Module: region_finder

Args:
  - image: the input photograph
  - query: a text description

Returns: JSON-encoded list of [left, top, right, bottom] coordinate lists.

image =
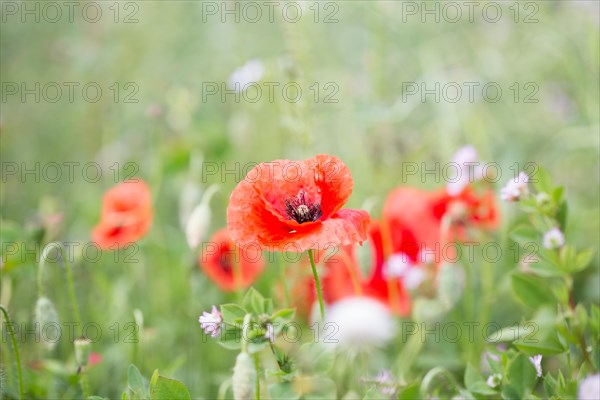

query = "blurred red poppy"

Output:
[[199, 228, 265, 291], [298, 222, 413, 318], [430, 186, 499, 233], [227, 154, 370, 253], [92, 180, 153, 249]]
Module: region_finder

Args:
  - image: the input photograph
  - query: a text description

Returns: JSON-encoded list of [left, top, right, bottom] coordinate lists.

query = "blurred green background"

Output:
[[1, 1, 599, 398]]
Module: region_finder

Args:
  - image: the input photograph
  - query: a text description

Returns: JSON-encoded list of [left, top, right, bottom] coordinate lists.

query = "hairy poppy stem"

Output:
[[0, 305, 24, 399], [40, 242, 82, 329], [307, 249, 325, 320]]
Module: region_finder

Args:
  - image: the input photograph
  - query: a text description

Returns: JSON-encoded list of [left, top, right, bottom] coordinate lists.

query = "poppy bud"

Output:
[[232, 351, 256, 400], [34, 297, 60, 351], [185, 185, 219, 250], [74, 336, 92, 367]]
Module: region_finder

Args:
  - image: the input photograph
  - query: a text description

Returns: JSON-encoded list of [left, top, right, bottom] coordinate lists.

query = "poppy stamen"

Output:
[[285, 191, 322, 224]]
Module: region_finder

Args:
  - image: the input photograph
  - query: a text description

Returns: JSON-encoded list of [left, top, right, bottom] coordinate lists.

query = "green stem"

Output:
[[41, 243, 82, 329], [307, 249, 325, 321], [0, 305, 24, 399], [80, 369, 91, 398], [279, 255, 291, 306], [253, 353, 260, 400]]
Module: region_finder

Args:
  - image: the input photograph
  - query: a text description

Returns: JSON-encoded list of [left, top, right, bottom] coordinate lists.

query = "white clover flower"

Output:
[[578, 373, 600, 400], [324, 297, 396, 349], [543, 227, 565, 249], [198, 305, 222, 338], [447, 146, 483, 196], [264, 323, 275, 343], [529, 354, 542, 378], [486, 373, 502, 388], [384, 252, 412, 278], [228, 59, 265, 92], [500, 172, 529, 202]]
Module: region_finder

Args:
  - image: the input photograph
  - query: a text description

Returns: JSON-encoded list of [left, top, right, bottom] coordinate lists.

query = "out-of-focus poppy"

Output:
[[382, 187, 442, 260], [227, 154, 370, 253], [297, 221, 413, 318], [429, 185, 499, 237], [92, 180, 153, 249], [199, 228, 265, 291]]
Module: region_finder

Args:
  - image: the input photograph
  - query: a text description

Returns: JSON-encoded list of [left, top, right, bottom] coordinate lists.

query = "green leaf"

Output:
[[396, 383, 420, 399], [532, 167, 553, 194], [511, 272, 555, 309], [217, 326, 242, 350], [271, 308, 295, 326], [268, 383, 300, 400], [501, 384, 521, 400], [514, 329, 567, 356], [464, 363, 483, 388], [127, 364, 146, 399], [510, 225, 539, 246], [149, 373, 191, 400], [487, 324, 536, 343], [505, 354, 537, 397], [570, 248, 595, 273], [469, 381, 497, 396], [556, 198, 568, 230], [465, 361, 496, 395], [243, 287, 266, 314], [220, 304, 247, 325]]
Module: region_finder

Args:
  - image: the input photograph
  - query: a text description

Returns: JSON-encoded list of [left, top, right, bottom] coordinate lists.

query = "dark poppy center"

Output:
[[219, 251, 232, 273], [285, 191, 322, 224]]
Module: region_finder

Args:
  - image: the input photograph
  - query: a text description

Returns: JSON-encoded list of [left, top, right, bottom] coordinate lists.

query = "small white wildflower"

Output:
[[228, 60, 265, 92], [486, 373, 502, 388], [500, 172, 529, 202], [543, 227, 565, 249], [529, 354, 542, 378], [447, 146, 483, 196], [198, 306, 222, 338], [404, 267, 426, 290], [264, 323, 275, 343], [384, 252, 412, 278], [324, 297, 396, 348], [578, 373, 600, 400]]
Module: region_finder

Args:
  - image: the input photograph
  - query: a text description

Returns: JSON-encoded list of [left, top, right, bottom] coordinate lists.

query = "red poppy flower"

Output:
[[199, 228, 265, 291], [227, 154, 370, 252], [382, 187, 443, 260], [92, 180, 152, 249], [363, 222, 412, 316], [430, 186, 499, 232], [297, 222, 413, 318]]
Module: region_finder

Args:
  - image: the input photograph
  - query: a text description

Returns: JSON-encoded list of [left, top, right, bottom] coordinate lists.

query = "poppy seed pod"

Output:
[[232, 351, 256, 400], [34, 296, 60, 351], [74, 336, 92, 367]]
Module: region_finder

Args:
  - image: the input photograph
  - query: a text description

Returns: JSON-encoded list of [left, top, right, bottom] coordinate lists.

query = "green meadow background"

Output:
[[1, 1, 599, 398]]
